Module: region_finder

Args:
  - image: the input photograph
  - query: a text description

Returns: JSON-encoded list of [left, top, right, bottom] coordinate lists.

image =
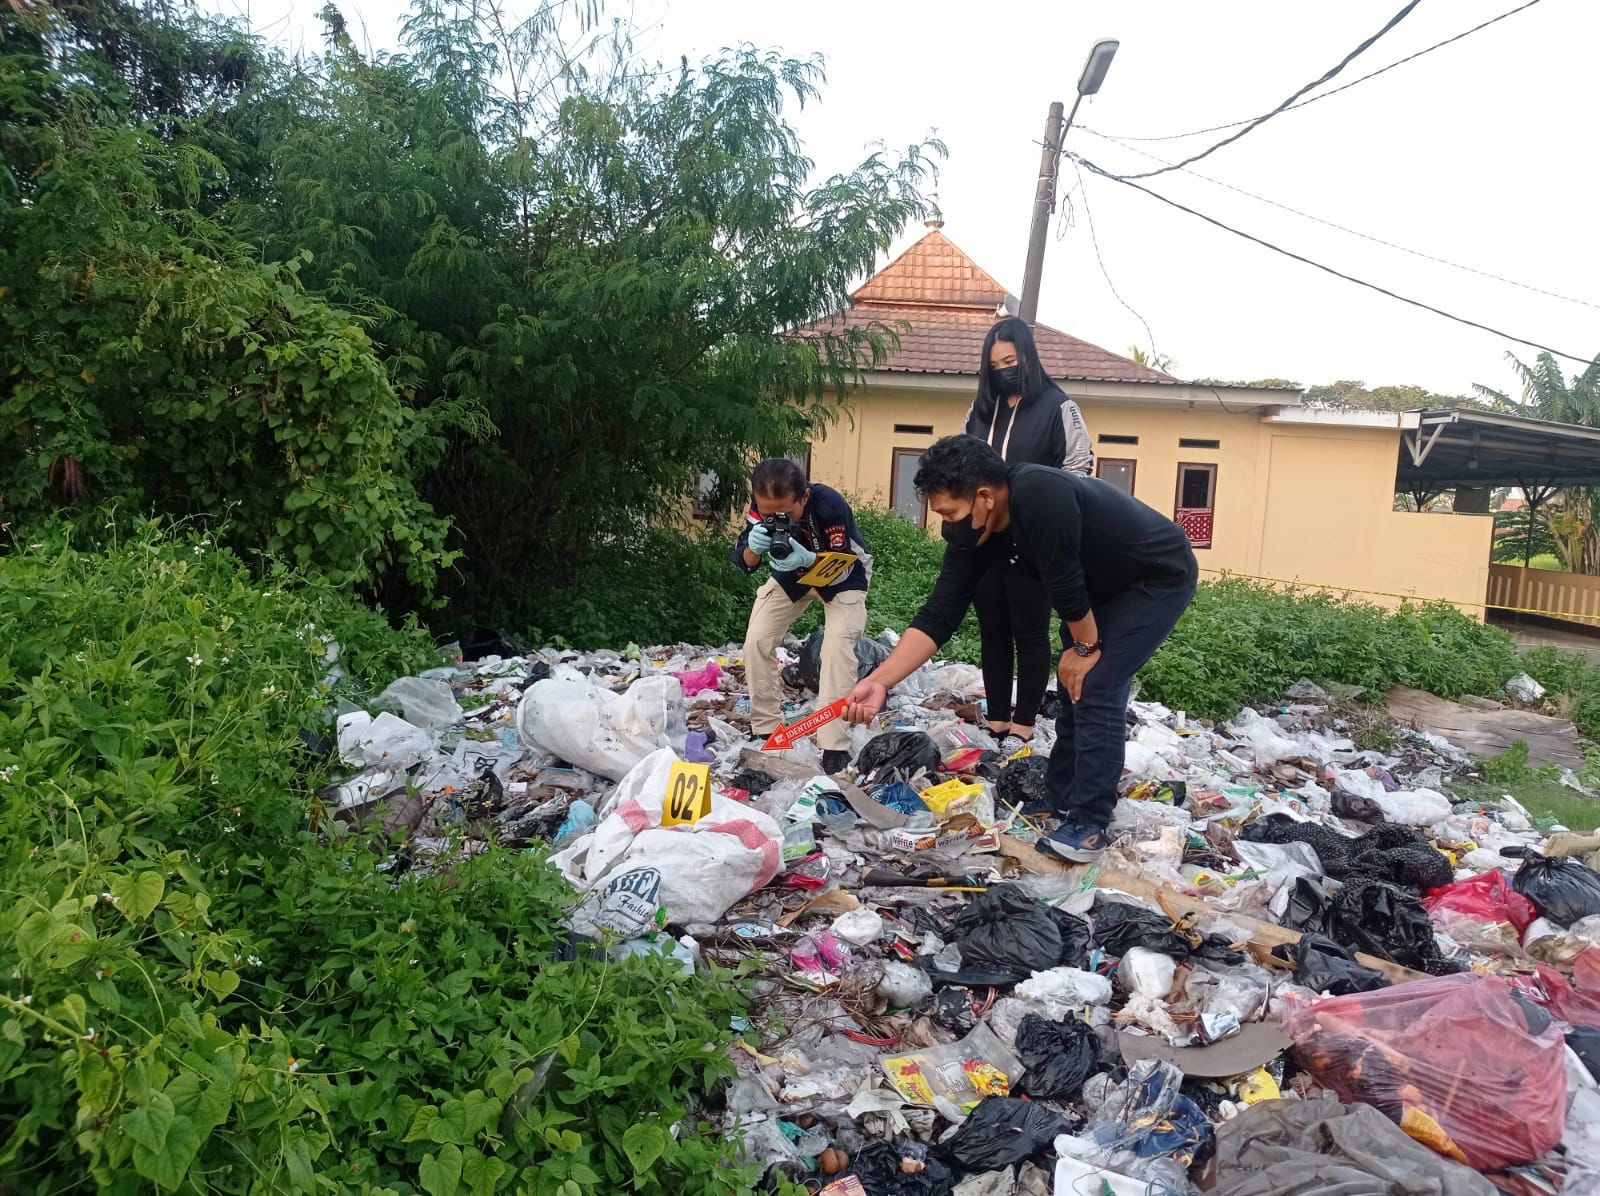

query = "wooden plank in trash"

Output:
[[1385, 685, 1585, 770], [997, 835, 1430, 987]]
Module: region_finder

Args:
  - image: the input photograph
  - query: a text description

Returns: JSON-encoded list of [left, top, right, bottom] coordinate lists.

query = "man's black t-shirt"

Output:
[[910, 464, 1196, 645]]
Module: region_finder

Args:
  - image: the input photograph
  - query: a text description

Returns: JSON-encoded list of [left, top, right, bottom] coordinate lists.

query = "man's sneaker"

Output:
[[821, 749, 852, 776], [1035, 821, 1110, 864]]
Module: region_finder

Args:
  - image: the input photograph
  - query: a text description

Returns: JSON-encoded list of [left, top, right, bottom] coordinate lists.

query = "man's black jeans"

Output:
[[1044, 563, 1198, 828]]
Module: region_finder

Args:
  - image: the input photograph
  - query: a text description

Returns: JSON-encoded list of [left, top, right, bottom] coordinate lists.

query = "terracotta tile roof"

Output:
[[798, 226, 1177, 385], [849, 229, 1009, 310]]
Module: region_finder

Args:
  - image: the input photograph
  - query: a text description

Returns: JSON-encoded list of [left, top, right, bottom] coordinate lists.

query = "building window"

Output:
[[1096, 458, 1136, 496], [1099, 434, 1139, 445], [1179, 438, 1220, 449], [894, 423, 934, 435], [890, 448, 927, 527], [1175, 463, 1217, 548]]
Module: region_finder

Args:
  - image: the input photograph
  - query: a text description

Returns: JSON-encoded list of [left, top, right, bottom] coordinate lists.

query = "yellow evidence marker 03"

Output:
[[796, 551, 856, 589]]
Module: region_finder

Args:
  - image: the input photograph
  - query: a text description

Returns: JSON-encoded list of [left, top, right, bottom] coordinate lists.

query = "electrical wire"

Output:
[[1109, 0, 1423, 180], [1069, 152, 1598, 366], [1088, 0, 1544, 144], [1067, 157, 1162, 367], [1081, 127, 1600, 312]]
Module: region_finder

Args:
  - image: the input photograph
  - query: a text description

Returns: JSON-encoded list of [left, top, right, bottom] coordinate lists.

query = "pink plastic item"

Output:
[[1284, 973, 1566, 1172], [673, 660, 724, 696]]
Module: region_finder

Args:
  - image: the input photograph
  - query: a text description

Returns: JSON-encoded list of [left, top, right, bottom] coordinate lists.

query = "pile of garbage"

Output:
[[325, 633, 1600, 1196]]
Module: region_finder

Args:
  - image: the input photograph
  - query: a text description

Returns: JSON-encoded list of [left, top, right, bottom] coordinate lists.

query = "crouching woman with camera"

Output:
[[731, 458, 873, 775]]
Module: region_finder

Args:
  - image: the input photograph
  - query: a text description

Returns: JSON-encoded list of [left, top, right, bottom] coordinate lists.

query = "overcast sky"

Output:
[[219, 0, 1599, 396]]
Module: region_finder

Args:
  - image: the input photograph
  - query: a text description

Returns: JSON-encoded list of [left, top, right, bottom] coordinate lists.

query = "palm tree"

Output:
[[1127, 345, 1175, 373], [1475, 351, 1600, 573]]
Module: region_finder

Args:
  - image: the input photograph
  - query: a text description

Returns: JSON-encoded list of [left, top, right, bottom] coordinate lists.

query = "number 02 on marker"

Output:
[[662, 761, 712, 826]]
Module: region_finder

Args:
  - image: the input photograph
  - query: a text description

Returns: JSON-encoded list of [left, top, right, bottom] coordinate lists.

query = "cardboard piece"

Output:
[[737, 749, 908, 829], [1117, 1024, 1291, 1079], [777, 889, 862, 928]]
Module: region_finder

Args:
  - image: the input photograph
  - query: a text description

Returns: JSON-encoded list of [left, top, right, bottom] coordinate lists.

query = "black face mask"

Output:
[[941, 504, 988, 550], [990, 365, 1022, 397]]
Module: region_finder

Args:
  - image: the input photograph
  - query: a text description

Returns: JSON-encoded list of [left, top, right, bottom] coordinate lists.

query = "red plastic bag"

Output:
[[1422, 870, 1537, 933], [1511, 963, 1600, 1031], [1284, 974, 1566, 1172]]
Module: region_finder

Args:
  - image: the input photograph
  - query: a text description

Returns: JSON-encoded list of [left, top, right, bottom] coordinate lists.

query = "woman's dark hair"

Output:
[[751, 457, 808, 501], [971, 316, 1053, 421], [914, 435, 1009, 500]]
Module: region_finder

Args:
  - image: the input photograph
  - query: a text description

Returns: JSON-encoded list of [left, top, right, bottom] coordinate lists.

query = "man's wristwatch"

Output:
[[1070, 639, 1103, 658]]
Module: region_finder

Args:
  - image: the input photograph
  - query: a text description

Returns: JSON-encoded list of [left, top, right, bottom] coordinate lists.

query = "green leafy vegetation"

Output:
[[0, 527, 757, 1192], [3, 0, 940, 624]]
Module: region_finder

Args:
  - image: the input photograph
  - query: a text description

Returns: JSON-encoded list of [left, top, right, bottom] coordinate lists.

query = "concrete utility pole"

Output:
[[1017, 39, 1120, 326]]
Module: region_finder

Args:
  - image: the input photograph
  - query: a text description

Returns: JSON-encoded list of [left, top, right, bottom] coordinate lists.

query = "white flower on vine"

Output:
[[186, 654, 203, 667]]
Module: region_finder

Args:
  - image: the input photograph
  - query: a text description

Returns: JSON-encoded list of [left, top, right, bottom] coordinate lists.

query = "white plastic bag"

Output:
[[831, 908, 886, 946], [1228, 708, 1305, 767], [517, 666, 686, 781], [1015, 966, 1113, 1011], [552, 749, 780, 925], [1369, 787, 1451, 827], [373, 675, 463, 730], [336, 711, 438, 769], [1116, 948, 1176, 999], [1507, 672, 1547, 703]]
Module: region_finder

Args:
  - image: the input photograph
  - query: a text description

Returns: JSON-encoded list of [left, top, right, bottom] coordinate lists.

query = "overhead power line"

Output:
[[1069, 152, 1597, 366], [1081, 127, 1600, 312], [1089, 0, 1544, 144], [1110, 0, 1423, 180]]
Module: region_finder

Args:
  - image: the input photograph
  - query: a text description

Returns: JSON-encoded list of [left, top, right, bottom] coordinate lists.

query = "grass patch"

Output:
[[1453, 779, 1600, 833]]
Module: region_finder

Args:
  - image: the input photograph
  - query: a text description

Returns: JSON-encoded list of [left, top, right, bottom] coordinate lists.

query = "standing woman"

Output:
[[964, 316, 1092, 755]]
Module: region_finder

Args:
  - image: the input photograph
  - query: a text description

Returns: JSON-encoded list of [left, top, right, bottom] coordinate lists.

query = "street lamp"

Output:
[[1018, 39, 1120, 325]]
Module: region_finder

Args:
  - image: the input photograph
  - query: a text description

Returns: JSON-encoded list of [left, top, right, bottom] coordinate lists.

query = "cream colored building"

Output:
[[798, 225, 1495, 614]]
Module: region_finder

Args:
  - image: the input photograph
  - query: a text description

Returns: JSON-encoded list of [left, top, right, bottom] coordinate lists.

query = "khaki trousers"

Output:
[[743, 580, 867, 752]]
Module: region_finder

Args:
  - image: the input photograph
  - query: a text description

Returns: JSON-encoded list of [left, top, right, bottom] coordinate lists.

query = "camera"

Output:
[[761, 513, 796, 561]]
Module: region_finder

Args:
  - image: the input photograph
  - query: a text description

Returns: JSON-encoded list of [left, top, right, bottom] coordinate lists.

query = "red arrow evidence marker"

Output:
[[762, 698, 849, 751]]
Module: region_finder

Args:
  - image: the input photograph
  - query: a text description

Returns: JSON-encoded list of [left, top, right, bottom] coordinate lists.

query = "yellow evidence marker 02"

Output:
[[661, 760, 713, 826]]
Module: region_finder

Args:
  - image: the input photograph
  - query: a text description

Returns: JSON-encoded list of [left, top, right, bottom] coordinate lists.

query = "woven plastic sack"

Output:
[[550, 749, 780, 925], [1284, 973, 1566, 1171]]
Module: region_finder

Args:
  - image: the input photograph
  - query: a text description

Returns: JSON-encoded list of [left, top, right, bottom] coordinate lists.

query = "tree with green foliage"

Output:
[[2, 0, 942, 627], [0, 0, 457, 594], [1301, 379, 1484, 412], [223, 0, 942, 624], [1476, 350, 1600, 574]]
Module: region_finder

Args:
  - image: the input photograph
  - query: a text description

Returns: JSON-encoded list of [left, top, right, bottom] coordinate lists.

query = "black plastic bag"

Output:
[[1331, 878, 1461, 976], [1508, 850, 1600, 927], [1568, 1026, 1600, 1083], [944, 1097, 1071, 1171], [846, 1139, 956, 1196], [1272, 933, 1390, 995], [856, 730, 942, 784], [1331, 787, 1383, 822], [1015, 1013, 1099, 1099], [1051, 907, 1091, 970], [1282, 877, 1337, 938], [1091, 899, 1191, 959], [951, 885, 1065, 979], [996, 755, 1051, 812], [784, 630, 891, 693]]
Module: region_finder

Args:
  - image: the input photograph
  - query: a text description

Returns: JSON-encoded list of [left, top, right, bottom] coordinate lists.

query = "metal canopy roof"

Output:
[[1395, 407, 1600, 490]]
